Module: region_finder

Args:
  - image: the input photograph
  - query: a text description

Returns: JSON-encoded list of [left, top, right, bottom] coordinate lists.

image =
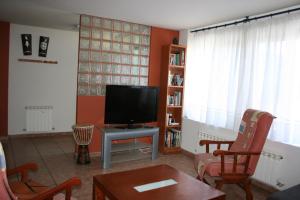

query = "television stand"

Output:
[[115, 124, 144, 129], [100, 127, 159, 169]]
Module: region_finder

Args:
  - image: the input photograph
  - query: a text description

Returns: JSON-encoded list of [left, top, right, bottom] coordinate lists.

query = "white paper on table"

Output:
[[134, 179, 177, 192]]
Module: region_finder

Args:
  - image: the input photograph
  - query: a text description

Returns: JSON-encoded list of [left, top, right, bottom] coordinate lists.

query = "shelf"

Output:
[[167, 105, 182, 108], [166, 124, 181, 128], [163, 146, 181, 154], [18, 58, 58, 64], [111, 141, 151, 153], [168, 85, 184, 89], [111, 149, 151, 164], [170, 65, 184, 69]]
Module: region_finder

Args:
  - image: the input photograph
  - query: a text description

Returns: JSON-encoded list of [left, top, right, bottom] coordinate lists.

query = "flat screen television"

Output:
[[104, 85, 159, 127]]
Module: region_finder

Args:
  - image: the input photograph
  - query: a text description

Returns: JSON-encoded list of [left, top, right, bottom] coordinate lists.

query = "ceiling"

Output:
[[0, 0, 300, 31]]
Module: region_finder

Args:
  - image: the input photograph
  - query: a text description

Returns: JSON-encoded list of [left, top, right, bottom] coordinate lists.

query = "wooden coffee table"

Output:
[[93, 165, 225, 200]]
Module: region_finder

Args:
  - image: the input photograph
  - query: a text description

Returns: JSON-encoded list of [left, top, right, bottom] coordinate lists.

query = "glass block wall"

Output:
[[78, 15, 151, 96]]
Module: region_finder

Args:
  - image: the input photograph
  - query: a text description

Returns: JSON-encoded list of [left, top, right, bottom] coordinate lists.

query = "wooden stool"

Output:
[[72, 124, 94, 164]]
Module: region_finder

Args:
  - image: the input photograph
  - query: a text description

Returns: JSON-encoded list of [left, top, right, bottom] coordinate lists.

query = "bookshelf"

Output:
[[159, 44, 186, 154]]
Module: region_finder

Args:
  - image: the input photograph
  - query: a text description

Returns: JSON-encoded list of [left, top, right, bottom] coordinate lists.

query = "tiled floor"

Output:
[[3, 134, 273, 200]]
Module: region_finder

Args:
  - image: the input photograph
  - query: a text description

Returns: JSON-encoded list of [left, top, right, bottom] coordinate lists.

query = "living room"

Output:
[[1, 0, 300, 199]]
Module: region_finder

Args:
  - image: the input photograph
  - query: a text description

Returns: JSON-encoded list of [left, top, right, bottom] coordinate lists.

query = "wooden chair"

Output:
[[0, 142, 81, 200], [194, 109, 275, 200]]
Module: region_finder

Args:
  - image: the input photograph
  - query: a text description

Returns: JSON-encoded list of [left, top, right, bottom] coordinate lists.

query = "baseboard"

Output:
[[8, 132, 73, 138], [181, 148, 195, 158]]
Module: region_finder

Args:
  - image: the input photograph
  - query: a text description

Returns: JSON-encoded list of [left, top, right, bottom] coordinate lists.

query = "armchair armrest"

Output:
[[212, 150, 261, 176], [7, 163, 38, 181], [31, 177, 81, 200], [199, 140, 235, 153]]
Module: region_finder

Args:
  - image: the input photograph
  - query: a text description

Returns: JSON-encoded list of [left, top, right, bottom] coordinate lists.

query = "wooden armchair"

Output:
[[194, 109, 275, 200], [0, 142, 81, 200]]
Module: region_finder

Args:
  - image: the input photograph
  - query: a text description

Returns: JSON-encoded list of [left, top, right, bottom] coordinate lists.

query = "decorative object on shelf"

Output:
[[172, 37, 179, 45], [18, 58, 58, 64], [21, 34, 32, 55], [38, 36, 49, 57], [77, 15, 151, 96]]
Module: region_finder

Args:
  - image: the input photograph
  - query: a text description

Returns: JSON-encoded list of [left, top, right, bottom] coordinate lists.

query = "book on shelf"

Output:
[[181, 50, 185, 66], [164, 128, 182, 148], [170, 53, 180, 65], [168, 92, 181, 106]]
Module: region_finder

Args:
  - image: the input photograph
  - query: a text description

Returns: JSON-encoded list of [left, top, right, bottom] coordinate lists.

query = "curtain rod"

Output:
[[191, 6, 300, 33]]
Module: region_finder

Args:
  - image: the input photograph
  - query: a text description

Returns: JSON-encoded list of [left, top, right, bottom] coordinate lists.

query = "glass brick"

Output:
[[140, 77, 148, 86], [102, 41, 111, 51], [141, 36, 150, 45], [103, 19, 112, 29], [91, 40, 101, 50], [92, 29, 101, 39], [112, 75, 121, 84], [113, 21, 122, 31], [78, 74, 90, 84], [91, 52, 101, 62], [132, 56, 139, 65], [122, 44, 131, 53], [140, 56, 149, 65], [121, 55, 130, 64], [132, 24, 139, 33], [91, 63, 101, 73], [112, 54, 121, 63], [113, 32, 122, 42], [112, 64, 121, 74], [102, 31, 111, 40], [80, 39, 90, 49], [121, 65, 131, 75], [140, 25, 150, 35], [123, 23, 131, 32], [132, 46, 139, 55], [90, 75, 102, 84], [89, 85, 101, 96], [131, 77, 139, 85], [80, 28, 90, 37], [92, 17, 101, 27], [100, 85, 106, 95], [79, 63, 90, 72], [78, 85, 89, 96], [112, 43, 121, 52], [81, 16, 91, 26], [102, 64, 112, 73], [103, 75, 111, 84], [140, 46, 149, 55], [132, 35, 140, 44], [121, 76, 130, 85], [122, 33, 131, 43], [79, 50, 89, 61], [140, 67, 149, 76], [101, 52, 111, 62], [131, 66, 139, 75]]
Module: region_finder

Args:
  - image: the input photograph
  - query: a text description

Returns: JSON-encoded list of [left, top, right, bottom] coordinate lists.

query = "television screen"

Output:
[[104, 85, 159, 125]]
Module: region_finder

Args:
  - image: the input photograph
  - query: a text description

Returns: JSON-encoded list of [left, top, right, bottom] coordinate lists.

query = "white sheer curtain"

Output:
[[184, 12, 300, 147]]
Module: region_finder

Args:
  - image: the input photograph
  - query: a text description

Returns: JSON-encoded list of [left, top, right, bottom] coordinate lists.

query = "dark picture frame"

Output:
[[21, 34, 32, 56], [38, 36, 49, 57]]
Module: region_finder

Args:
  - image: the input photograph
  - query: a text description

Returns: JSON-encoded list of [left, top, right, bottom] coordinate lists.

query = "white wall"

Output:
[[8, 24, 78, 134]]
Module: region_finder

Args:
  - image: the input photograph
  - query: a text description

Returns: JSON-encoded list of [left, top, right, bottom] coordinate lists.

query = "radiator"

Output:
[[25, 106, 54, 132], [198, 131, 284, 188]]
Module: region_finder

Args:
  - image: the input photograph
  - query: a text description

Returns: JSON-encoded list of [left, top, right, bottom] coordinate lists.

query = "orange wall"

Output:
[[0, 21, 10, 137], [76, 26, 179, 152]]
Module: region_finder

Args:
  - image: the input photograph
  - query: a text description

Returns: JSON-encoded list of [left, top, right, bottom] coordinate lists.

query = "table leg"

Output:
[[93, 184, 105, 200]]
